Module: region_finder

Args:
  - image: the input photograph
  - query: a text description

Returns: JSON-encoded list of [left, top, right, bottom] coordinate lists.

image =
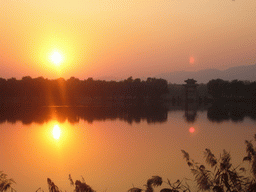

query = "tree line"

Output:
[[0, 76, 169, 106], [1, 76, 256, 106], [207, 79, 256, 100]]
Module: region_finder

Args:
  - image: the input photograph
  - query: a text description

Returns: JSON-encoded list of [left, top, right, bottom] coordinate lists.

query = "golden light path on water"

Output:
[[52, 124, 61, 140], [1, 111, 256, 192]]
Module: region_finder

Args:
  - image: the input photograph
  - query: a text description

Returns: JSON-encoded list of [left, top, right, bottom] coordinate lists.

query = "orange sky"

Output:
[[0, 0, 256, 80]]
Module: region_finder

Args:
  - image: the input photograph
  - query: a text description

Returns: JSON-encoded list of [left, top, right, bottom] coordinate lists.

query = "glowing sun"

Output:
[[52, 125, 61, 139], [50, 51, 63, 65]]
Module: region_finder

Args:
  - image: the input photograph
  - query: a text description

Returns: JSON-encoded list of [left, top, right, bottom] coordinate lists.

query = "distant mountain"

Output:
[[155, 64, 256, 84], [95, 76, 121, 81]]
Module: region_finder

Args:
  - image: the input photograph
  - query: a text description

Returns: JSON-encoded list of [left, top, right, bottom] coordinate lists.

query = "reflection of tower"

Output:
[[183, 79, 198, 103], [185, 102, 197, 122], [183, 79, 198, 122]]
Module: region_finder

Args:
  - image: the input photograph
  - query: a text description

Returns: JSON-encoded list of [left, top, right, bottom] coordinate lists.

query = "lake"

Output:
[[0, 103, 256, 192]]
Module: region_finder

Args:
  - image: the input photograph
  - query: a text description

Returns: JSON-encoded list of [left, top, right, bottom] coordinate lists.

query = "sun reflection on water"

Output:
[[189, 127, 195, 133], [52, 124, 61, 139]]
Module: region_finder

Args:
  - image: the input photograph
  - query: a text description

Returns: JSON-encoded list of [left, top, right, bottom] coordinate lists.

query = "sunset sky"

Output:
[[1, 0, 256, 80]]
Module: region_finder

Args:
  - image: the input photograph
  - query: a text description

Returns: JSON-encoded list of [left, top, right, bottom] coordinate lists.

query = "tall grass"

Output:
[[2, 134, 256, 191], [128, 134, 256, 192], [0, 171, 15, 192]]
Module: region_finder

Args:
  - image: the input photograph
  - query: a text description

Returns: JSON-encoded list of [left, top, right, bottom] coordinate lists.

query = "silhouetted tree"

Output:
[[207, 79, 229, 99], [0, 76, 169, 106], [207, 79, 256, 102]]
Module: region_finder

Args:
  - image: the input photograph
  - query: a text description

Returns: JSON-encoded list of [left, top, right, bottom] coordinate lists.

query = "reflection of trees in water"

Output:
[[1, 102, 256, 125], [0, 105, 168, 125], [207, 102, 256, 122], [169, 101, 256, 123]]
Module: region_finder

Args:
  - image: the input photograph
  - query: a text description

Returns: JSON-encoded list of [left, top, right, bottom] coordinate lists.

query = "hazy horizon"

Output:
[[0, 63, 255, 84], [1, 0, 256, 80]]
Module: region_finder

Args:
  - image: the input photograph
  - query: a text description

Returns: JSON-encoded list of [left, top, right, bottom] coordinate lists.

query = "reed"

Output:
[[3, 134, 256, 191], [0, 171, 15, 192]]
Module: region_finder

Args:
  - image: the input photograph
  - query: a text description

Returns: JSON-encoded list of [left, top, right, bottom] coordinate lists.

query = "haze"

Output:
[[1, 0, 255, 80]]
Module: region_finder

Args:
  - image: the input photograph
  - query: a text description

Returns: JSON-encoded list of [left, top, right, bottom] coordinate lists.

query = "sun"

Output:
[[50, 51, 63, 65], [52, 125, 61, 140]]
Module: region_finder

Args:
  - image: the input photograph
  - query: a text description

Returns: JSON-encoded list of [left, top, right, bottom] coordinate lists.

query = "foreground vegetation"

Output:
[[2, 134, 256, 192], [127, 134, 256, 192]]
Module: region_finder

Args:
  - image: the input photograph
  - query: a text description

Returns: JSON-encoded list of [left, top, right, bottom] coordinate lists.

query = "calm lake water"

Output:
[[0, 104, 256, 192]]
